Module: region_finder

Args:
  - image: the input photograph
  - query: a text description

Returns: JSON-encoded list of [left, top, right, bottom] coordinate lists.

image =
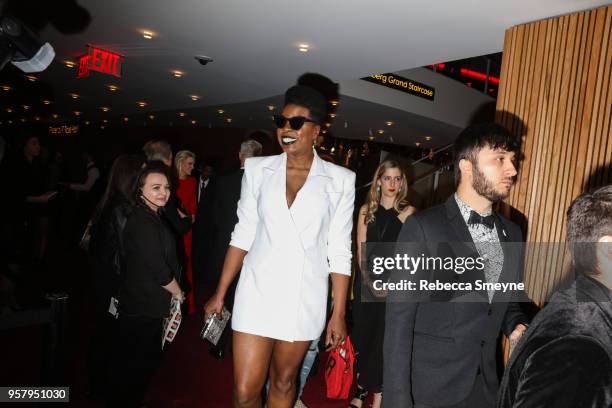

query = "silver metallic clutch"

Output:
[[200, 307, 231, 346]]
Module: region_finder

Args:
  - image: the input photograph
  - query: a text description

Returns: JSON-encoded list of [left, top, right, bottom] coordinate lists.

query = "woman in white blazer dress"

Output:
[[204, 85, 355, 408]]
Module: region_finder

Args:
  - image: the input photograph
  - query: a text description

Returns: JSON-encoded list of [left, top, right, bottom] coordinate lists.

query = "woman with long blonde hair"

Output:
[[350, 159, 416, 408], [174, 149, 197, 314]]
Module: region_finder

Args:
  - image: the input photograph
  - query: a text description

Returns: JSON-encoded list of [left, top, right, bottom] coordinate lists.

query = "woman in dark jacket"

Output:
[[108, 162, 184, 408], [87, 154, 144, 400]]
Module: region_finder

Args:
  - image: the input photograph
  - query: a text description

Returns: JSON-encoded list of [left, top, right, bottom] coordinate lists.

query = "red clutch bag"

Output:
[[325, 336, 355, 399]]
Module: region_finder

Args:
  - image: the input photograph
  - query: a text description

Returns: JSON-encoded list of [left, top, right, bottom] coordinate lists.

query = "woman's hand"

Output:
[[203, 293, 225, 320], [172, 291, 185, 304], [325, 313, 347, 351]]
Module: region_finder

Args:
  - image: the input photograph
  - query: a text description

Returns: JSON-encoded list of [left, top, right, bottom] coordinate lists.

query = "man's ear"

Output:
[[458, 158, 472, 181]]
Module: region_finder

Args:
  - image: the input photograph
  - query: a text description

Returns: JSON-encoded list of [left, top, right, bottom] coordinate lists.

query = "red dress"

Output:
[[176, 176, 197, 314]]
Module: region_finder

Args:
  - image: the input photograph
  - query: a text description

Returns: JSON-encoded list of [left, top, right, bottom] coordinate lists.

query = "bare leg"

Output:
[[233, 331, 274, 408], [267, 339, 311, 408], [372, 392, 382, 408]]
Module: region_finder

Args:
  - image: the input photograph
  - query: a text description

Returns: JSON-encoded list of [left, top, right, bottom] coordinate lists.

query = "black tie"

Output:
[[468, 210, 495, 229]]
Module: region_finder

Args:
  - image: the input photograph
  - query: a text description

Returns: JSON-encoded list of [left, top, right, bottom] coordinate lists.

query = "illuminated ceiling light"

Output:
[[69, 93, 80, 99], [22, 105, 30, 110], [64, 60, 76, 68], [141, 30, 155, 39], [25, 75, 38, 82], [7, 120, 12, 124], [330, 100, 339, 106], [172, 70, 184, 78], [325, 123, 331, 128], [85, 121, 90, 125], [329, 113, 336, 118], [137, 101, 147, 108], [225, 118, 232, 123], [100, 107, 110, 112], [368, 135, 375, 141], [425, 136, 432, 141], [52, 114, 58, 119], [20, 118, 26, 122], [191, 120, 197, 125], [377, 129, 385, 135], [1, 85, 11, 91], [100, 126, 105, 130], [108, 85, 119, 92], [298, 43, 310, 53], [42, 99, 51, 105], [149, 114, 155, 120], [321, 130, 327, 134], [217, 109, 225, 114], [123, 117, 129, 122], [35, 116, 40, 121], [6, 108, 13, 113], [385, 121, 394, 126], [267, 105, 275, 111], [73, 111, 81, 116], [415, 142, 422, 147], [190, 95, 200, 101], [330, 147, 336, 153], [178, 112, 186, 117]]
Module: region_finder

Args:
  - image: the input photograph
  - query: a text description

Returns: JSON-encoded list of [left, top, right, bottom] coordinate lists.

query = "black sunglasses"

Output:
[[273, 114, 316, 130]]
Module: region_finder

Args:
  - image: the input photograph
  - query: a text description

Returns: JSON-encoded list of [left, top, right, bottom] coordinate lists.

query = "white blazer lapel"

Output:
[[290, 152, 332, 234]]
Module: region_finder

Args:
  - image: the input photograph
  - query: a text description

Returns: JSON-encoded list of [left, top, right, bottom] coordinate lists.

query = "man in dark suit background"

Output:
[[194, 139, 262, 358], [383, 124, 529, 408]]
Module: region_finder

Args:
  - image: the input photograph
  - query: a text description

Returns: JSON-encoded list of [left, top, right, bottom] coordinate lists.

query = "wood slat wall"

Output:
[[496, 5, 612, 305]]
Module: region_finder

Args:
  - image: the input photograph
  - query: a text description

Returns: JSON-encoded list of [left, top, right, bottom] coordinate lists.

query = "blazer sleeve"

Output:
[[511, 337, 612, 408], [382, 215, 427, 408], [229, 160, 259, 252], [327, 171, 355, 276]]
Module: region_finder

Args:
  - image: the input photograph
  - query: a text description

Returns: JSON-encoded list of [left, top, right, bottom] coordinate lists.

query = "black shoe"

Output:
[[209, 346, 224, 360]]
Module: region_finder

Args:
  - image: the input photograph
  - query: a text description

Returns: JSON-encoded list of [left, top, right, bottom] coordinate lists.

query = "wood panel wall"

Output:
[[496, 5, 612, 305]]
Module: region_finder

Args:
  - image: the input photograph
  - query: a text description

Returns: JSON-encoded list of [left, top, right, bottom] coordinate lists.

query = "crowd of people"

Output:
[[0, 78, 610, 408]]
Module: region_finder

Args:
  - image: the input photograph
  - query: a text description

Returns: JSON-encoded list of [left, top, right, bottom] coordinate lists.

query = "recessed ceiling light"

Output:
[[101, 126, 106, 130], [226, 118, 232, 123], [190, 95, 200, 101], [1, 85, 11, 91], [20, 118, 26, 122], [7, 120, 12, 124], [64, 60, 76, 68], [25, 75, 38, 82], [141, 30, 155, 39], [103, 119, 108, 123], [42, 99, 51, 105], [329, 113, 336, 118], [415, 142, 422, 147], [321, 130, 327, 134], [425, 136, 432, 141], [123, 117, 129, 122], [35, 116, 40, 121], [325, 123, 331, 128], [6, 108, 13, 113], [22, 105, 30, 110], [85, 121, 90, 125], [137, 101, 147, 107], [217, 109, 225, 114], [149, 114, 155, 119], [101, 107, 110, 112], [298, 43, 310, 52], [368, 135, 375, 141], [73, 111, 81, 116], [377, 129, 385, 135], [385, 121, 394, 126], [52, 114, 58, 118], [172, 70, 184, 78], [178, 112, 186, 117], [330, 100, 339, 106], [267, 105, 275, 111], [108, 85, 119, 92], [191, 120, 197, 125], [70, 93, 80, 99]]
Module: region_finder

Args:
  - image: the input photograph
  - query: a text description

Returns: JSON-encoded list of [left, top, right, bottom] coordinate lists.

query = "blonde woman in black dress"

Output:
[[350, 160, 416, 408]]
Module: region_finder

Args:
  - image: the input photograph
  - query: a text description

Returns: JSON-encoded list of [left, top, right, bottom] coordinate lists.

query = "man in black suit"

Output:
[[195, 139, 262, 358], [383, 124, 529, 408]]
